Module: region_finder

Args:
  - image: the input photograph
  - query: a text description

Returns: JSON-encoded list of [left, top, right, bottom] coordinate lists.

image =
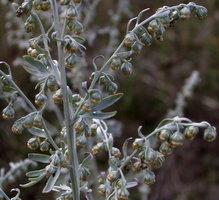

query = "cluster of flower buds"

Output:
[[16, 0, 32, 17], [33, 0, 51, 11], [109, 2, 208, 77], [11, 112, 43, 135], [24, 15, 35, 33], [131, 119, 217, 185], [90, 73, 118, 95], [27, 137, 49, 152], [63, 36, 85, 69], [110, 57, 133, 76], [66, 6, 84, 35], [27, 37, 44, 58]]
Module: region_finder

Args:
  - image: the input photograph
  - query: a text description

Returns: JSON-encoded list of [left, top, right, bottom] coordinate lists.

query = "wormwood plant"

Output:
[[0, 1, 217, 200]]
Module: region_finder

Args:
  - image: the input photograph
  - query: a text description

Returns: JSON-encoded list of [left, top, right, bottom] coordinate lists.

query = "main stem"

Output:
[[50, 0, 80, 199]]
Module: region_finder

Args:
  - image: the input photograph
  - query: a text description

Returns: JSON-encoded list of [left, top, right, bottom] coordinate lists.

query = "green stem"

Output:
[[50, 0, 80, 199]]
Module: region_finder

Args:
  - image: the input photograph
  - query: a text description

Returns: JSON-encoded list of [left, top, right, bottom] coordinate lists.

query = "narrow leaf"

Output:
[[20, 173, 45, 188], [42, 168, 61, 193], [92, 93, 123, 111], [84, 111, 117, 120], [28, 127, 46, 138], [126, 181, 138, 188], [28, 153, 50, 163], [26, 169, 46, 178]]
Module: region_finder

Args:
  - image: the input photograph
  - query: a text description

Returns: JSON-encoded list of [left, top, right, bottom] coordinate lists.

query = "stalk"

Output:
[[50, 0, 80, 199]]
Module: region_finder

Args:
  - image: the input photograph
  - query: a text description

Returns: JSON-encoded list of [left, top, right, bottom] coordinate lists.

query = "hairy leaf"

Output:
[[28, 127, 46, 138], [20, 173, 45, 188], [84, 111, 117, 120], [92, 93, 123, 111], [43, 167, 61, 193], [28, 153, 50, 163], [26, 169, 46, 178]]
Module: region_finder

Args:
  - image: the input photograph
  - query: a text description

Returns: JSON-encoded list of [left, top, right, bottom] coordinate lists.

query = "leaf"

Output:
[[122, 137, 132, 159], [23, 55, 47, 73], [20, 173, 45, 188], [92, 93, 123, 111], [28, 153, 50, 163], [28, 127, 46, 138], [26, 169, 46, 178], [42, 167, 61, 193], [126, 181, 138, 189], [84, 111, 117, 120], [81, 153, 93, 166]]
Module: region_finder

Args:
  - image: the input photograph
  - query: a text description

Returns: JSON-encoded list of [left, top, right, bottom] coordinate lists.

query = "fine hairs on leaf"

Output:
[[0, 1, 217, 200]]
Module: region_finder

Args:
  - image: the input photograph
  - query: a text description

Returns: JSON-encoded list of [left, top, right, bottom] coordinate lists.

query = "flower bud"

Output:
[[110, 57, 122, 71], [151, 151, 165, 169], [2, 104, 15, 120], [180, 7, 191, 19], [107, 169, 118, 182], [196, 6, 208, 19], [41, 0, 51, 11], [47, 75, 59, 91], [74, 121, 85, 134], [203, 127, 217, 142], [105, 82, 118, 95], [99, 75, 109, 86], [64, 38, 79, 53], [12, 121, 24, 135], [81, 102, 91, 112], [170, 10, 180, 21], [111, 147, 121, 158], [143, 169, 155, 185], [97, 184, 106, 196], [157, 129, 171, 141], [52, 89, 63, 104], [134, 26, 146, 37], [140, 32, 153, 46], [80, 166, 90, 181], [132, 159, 142, 172], [170, 131, 185, 147], [60, 0, 71, 5], [27, 137, 39, 150], [89, 123, 97, 137], [124, 32, 136, 47], [117, 188, 130, 200], [72, 20, 84, 35], [65, 54, 77, 69], [184, 126, 199, 140], [91, 142, 104, 155], [23, 115, 34, 129], [33, 114, 42, 127], [131, 41, 143, 54], [33, 0, 42, 11], [40, 140, 49, 152], [121, 61, 132, 75], [132, 138, 144, 150], [143, 147, 156, 163], [89, 89, 102, 104], [72, 94, 81, 103], [159, 142, 172, 156], [76, 135, 87, 147], [35, 93, 47, 106]]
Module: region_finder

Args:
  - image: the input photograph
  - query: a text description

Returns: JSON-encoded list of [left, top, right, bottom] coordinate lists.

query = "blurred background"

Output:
[[0, 0, 219, 199]]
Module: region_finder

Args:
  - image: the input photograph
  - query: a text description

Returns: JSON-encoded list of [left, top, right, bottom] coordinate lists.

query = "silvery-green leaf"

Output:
[[28, 153, 50, 163], [28, 127, 46, 138], [26, 169, 46, 178], [20, 173, 45, 188], [23, 55, 47, 73], [81, 153, 93, 166], [122, 137, 132, 159], [42, 167, 61, 193], [126, 181, 138, 188], [84, 111, 117, 120], [92, 93, 123, 111]]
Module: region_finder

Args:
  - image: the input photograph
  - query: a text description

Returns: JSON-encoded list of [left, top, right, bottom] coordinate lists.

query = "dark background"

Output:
[[0, 0, 219, 199]]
